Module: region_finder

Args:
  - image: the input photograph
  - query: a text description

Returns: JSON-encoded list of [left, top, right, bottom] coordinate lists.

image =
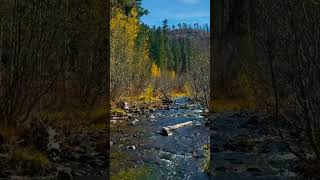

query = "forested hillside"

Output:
[[111, 0, 209, 107]]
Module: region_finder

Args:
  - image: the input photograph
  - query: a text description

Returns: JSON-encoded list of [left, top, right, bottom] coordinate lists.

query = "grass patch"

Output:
[[170, 83, 192, 98], [212, 98, 256, 112], [89, 105, 108, 121], [170, 91, 189, 98], [111, 165, 155, 180], [202, 144, 210, 174], [10, 147, 50, 170], [111, 108, 127, 117], [138, 85, 160, 103], [110, 151, 132, 176], [89, 123, 108, 131], [38, 104, 108, 129]]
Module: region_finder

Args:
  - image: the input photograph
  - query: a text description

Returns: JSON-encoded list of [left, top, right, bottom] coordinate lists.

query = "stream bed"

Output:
[[111, 97, 210, 179]]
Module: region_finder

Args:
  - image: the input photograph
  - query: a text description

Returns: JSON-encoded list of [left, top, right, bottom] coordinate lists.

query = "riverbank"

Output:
[[0, 104, 108, 178]]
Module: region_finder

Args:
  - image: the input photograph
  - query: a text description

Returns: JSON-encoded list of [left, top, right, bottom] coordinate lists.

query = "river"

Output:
[[111, 97, 210, 179]]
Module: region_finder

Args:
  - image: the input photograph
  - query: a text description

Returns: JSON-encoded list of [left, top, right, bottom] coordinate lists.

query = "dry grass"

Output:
[[212, 98, 256, 112], [9, 147, 50, 169], [38, 104, 108, 130]]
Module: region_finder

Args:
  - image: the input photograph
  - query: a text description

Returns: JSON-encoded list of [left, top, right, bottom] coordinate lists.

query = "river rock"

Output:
[[128, 113, 134, 119], [127, 145, 136, 150], [130, 121, 136, 126], [110, 141, 117, 146], [117, 101, 129, 110], [57, 166, 72, 180]]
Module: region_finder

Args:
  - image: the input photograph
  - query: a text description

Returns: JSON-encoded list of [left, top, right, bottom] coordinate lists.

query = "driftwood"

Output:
[[111, 116, 128, 120], [161, 121, 193, 136]]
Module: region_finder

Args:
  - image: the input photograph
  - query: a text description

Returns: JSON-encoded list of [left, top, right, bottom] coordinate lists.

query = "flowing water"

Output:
[[111, 97, 210, 180]]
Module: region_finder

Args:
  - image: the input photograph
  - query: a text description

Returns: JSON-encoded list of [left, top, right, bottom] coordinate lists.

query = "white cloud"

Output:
[[178, 0, 200, 5]]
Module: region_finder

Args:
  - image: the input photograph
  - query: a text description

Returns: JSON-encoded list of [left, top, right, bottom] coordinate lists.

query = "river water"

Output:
[[111, 97, 210, 179]]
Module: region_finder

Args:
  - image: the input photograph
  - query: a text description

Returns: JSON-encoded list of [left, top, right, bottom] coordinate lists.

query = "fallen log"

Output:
[[111, 116, 128, 120], [161, 121, 193, 136]]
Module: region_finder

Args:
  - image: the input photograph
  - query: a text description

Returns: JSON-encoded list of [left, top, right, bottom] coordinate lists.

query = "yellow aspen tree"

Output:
[[151, 63, 161, 78]]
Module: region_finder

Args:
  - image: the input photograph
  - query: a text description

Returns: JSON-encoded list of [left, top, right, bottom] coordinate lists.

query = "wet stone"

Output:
[[127, 145, 136, 150]]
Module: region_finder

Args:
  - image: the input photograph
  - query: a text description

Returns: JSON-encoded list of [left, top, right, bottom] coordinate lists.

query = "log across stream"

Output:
[[161, 121, 193, 136]]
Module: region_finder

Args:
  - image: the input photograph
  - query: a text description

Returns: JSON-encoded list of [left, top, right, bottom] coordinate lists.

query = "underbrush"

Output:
[[9, 146, 50, 174], [212, 98, 256, 112], [38, 104, 108, 130], [0, 126, 19, 144]]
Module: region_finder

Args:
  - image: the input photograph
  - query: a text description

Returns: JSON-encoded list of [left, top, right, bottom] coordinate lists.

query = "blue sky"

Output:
[[141, 0, 210, 28]]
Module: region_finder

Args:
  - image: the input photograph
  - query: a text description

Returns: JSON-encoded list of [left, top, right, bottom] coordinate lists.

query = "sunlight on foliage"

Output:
[[183, 82, 192, 96], [151, 63, 161, 78], [110, 7, 139, 57], [170, 70, 176, 80], [111, 108, 127, 117], [139, 85, 156, 102], [111, 165, 155, 180]]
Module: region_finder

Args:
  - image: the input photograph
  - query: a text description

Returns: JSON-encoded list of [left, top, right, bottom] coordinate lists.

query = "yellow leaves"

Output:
[[138, 85, 155, 102], [183, 82, 192, 97], [130, 7, 138, 18], [110, 7, 139, 62], [110, 8, 126, 30], [170, 71, 176, 80], [151, 63, 161, 78]]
